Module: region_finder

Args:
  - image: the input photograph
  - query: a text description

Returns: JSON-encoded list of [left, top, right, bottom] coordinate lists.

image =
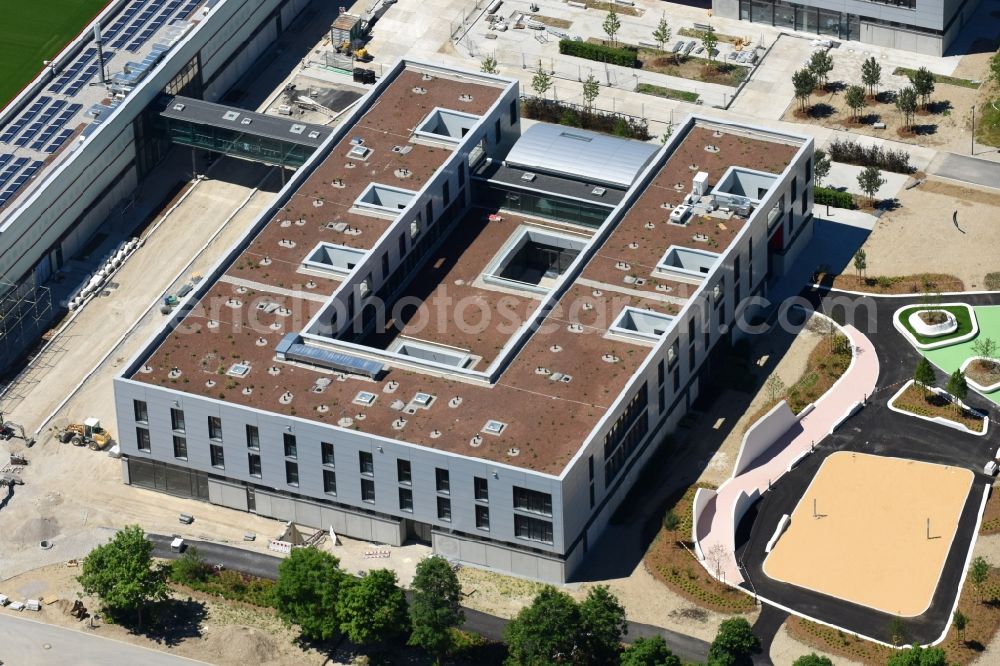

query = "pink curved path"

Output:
[[696, 324, 880, 585]]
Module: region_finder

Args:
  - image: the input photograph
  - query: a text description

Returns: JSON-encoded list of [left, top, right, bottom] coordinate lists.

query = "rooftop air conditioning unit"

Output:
[[692, 171, 709, 196]]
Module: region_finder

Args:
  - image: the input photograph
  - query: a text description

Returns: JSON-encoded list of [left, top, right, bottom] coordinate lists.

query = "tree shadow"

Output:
[[877, 198, 902, 213], [825, 81, 846, 94], [808, 103, 835, 119], [926, 99, 953, 115], [875, 90, 896, 105], [964, 639, 985, 652], [859, 113, 881, 125], [124, 598, 208, 647]]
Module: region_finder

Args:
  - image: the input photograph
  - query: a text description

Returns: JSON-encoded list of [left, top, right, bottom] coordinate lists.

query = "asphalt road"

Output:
[[0, 612, 205, 665], [149, 534, 712, 663], [927, 152, 1000, 191]]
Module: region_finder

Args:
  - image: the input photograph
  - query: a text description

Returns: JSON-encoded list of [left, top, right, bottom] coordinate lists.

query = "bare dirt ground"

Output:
[[770, 624, 864, 665], [844, 178, 1000, 290]]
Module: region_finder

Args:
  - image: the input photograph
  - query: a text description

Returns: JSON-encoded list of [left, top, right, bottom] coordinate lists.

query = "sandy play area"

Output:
[[763, 452, 974, 617]]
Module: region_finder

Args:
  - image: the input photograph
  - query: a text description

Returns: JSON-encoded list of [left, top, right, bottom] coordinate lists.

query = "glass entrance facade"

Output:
[[739, 0, 860, 41]]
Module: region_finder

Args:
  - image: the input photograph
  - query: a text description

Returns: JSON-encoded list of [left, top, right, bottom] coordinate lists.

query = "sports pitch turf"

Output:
[[0, 0, 110, 109]]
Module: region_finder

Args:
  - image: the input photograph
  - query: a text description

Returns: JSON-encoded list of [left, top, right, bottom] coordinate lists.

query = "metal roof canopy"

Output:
[[160, 95, 332, 148], [503, 123, 659, 189]]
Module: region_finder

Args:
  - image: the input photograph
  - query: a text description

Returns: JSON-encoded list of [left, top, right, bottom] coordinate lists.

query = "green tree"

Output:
[[971, 556, 990, 602], [707, 617, 759, 666], [338, 569, 408, 644], [480, 54, 499, 74], [765, 374, 786, 403], [971, 336, 998, 360], [914, 357, 936, 391], [991, 50, 1000, 86], [77, 525, 167, 627], [857, 165, 885, 206], [582, 73, 600, 112], [662, 509, 681, 532], [845, 84, 866, 121], [792, 68, 817, 111], [504, 586, 580, 665], [909, 66, 935, 109], [170, 545, 208, 585], [952, 609, 968, 643], [652, 15, 671, 52], [896, 86, 918, 129], [408, 556, 464, 660], [852, 248, 867, 279], [531, 61, 552, 99], [621, 636, 681, 666], [807, 50, 834, 89], [602, 6, 621, 47], [792, 655, 833, 666], [946, 368, 968, 408], [813, 149, 831, 187], [702, 27, 719, 63], [274, 546, 346, 641], [861, 56, 881, 97], [578, 585, 627, 665], [886, 643, 946, 666]]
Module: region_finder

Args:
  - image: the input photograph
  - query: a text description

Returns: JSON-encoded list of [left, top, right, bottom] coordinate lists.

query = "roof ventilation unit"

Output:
[[482, 420, 507, 435], [412, 392, 434, 408], [591, 187, 606, 197], [520, 172, 536, 182], [240, 117, 252, 125], [354, 391, 377, 406], [222, 110, 240, 121], [172, 103, 186, 112]]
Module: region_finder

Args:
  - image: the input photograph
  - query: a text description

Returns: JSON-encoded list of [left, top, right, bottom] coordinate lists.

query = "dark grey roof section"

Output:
[[473, 159, 626, 207], [276, 333, 384, 379], [161, 95, 332, 147], [503, 123, 659, 189]]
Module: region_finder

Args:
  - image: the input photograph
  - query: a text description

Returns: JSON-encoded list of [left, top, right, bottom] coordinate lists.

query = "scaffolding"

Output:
[[0, 279, 54, 383]]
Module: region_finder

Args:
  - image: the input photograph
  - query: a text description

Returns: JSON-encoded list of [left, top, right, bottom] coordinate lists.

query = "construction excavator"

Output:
[[0, 413, 34, 447], [58, 418, 114, 450]]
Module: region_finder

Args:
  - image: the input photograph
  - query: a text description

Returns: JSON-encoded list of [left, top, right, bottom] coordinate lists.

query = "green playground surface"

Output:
[[0, 0, 109, 108], [922, 305, 1000, 405]]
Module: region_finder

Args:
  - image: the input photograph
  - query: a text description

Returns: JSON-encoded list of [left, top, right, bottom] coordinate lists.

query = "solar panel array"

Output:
[[0, 160, 43, 206], [48, 49, 96, 94], [110, 0, 165, 49], [0, 97, 51, 143], [102, 0, 147, 41], [14, 100, 67, 146], [64, 53, 115, 96], [31, 104, 84, 151], [127, 0, 183, 52]]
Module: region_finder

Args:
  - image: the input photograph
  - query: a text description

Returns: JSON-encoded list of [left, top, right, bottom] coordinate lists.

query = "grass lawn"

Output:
[[922, 306, 1000, 405], [635, 83, 699, 103], [897, 304, 974, 345], [977, 97, 1000, 149], [0, 0, 109, 108], [892, 67, 981, 89]]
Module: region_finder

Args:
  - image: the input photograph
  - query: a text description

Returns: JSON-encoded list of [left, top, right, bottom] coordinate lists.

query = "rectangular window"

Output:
[[494, 118, 501, 143], [399, 487, 413, 512], [689, 347, 696, 373], [475, 505, 490, 531], [323, 469, 337, 495], [437, 496, 452, 521], [509, 98, 518, 123], [589, 484, 595, 508], [208, 416, 222, 441], [133, 400, 148, 423], [687, 318, 696, 344], [283, 433, 297, 459], [474, 477, 489, 502], [246, 425, 260, 450], [170, 407, 185, 432], [136, 427, 151, 453], [360, 451, 374, 476], [361, 478, 376, 503], [673, 369, 680, 392], [173, 435, 187, 460], [285, 460, 299, 486], [514, 514, 553, 544], [657, 359, 665, 386], [435, 468, 450, 494], [805, 158, 812, 182], [381, 251, 389, 278], [791, 175, 798, 201], [321, 442, 335, 467], [248, 453, 262, 477], [210, 443, 225, 469], [588, 455, 594, 481], [397, 459, 412, 485], [443, 180, 450, 204], [458, 163, 466, 188], [513, 487, 552, 516], [398, 233, 407, 258], [425, 200, 433, 225]]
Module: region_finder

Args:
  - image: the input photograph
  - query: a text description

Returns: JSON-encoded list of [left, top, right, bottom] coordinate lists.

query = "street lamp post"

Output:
[[971, 105, 976, 156]]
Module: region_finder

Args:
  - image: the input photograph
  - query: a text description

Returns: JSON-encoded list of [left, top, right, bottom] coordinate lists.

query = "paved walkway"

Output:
[[695, 324, 879, 585], [927, 151, 1000, 191]]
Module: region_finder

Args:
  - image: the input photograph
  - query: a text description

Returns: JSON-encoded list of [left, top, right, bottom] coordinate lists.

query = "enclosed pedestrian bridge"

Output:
[[158, 95, 332, 169]]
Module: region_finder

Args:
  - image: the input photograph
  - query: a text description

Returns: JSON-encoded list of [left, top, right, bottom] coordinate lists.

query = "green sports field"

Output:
[[0, 0, 110, 108]]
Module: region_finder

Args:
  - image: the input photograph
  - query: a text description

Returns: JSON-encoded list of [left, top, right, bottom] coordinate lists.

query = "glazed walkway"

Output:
[[695, 324, 880, 585]]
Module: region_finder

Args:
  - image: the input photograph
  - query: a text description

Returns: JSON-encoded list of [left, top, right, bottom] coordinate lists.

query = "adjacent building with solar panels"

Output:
[[114, 59, 815, 583], [0, 0, 315, 373]]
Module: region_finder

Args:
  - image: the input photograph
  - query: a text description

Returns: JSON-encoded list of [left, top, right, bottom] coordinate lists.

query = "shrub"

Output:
[[559, 39, 639, 68], [827, 138, 914, 173], [985, 272, 1000, 290], [813, 186, 857, 209]]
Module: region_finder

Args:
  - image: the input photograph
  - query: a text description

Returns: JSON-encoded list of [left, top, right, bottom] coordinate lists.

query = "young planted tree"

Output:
[[972, 336, 999, 360], [652, 15, 671, 52], [914, 357, 936, 392], [887, 617, 909, 647], [765, 374, 786, 403], [861, 56, 881, 98], [582, 73, 600, 112], [813, 148, 831, 187], [531, 61, 552, 99], [504, 586, 581, 664], [480, 53, 499, 74], [857, 165, 885, 206], [701, 27, 719, 63], [578, 585, 628, 665], [274, 546, 347, 641], [77, 525, 168, 628], [170, 546, 208, 585], [408, 556, 464, 660], [338, 569, 409, 644], [792, 655, 833, 666], [792, 68, 817, 112], [909, 66, 935, 109], [602, 6, 621, 47], [845, 84, 866, 121], [708, 617, 760, 666], [621, 636, 682, 666], [970, 556, 990, 603], [895, 86, 918, 129], [946, 368, 968, 410], [952, 609, 968, 644], [807, 50, 834, 89], [852, 249, 867, 279]]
